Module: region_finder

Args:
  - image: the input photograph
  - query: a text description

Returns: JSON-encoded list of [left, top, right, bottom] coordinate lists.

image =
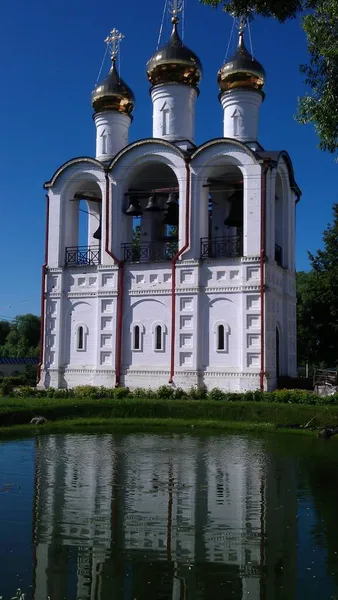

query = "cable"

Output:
[[247, 19, 254, 57], [224, 17, 236, 62], [157, 0, 168, 49], [95, 43, 109, 84], [182, 0, 185, 41]]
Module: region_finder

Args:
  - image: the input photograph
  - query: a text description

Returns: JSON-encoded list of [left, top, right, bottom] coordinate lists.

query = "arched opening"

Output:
[[201, 165, 243, 259], [217, 324, 225, 351], [77, 326, 84, 351], [65, 180, 102, 266], [155, 325, 162, 351], [133, 325, 140, 351], [275, 174, 284, 267], [121, 163, 179, 263], [276, 326, 280, 378]]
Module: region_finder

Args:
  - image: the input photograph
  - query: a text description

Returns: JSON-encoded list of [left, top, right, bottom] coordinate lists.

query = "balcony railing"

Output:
[[65, 245, 101, 266], [122, 240, 178, 263], [200, 235, 242, 259], [275, 244, 283, 267]]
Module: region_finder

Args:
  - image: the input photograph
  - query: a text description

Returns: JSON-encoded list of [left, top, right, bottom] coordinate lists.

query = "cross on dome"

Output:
[[169, 0, 183, 21], [104, 28, 125, 61]]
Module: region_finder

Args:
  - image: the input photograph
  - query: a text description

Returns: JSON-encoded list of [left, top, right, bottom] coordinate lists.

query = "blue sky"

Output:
[[0, 0, 336, 319]]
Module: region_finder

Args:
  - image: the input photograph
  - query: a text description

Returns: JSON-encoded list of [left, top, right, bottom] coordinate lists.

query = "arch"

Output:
[[59, 176, 103, 264], [151, 321, 167, 352], [213, 321, 231, 353], [130, 298, 166, 310], [75, 322, 89, 352], [129, 321, 145, 352], [111, 151, 183, 264], [44, 157, 104, 189], [209, 297, 233, 307], [109, 138, 186, 171], [190, 140, 261, 260]]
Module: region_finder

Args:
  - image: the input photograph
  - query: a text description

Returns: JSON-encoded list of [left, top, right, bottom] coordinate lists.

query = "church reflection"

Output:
[[32, 434, 297, 600]]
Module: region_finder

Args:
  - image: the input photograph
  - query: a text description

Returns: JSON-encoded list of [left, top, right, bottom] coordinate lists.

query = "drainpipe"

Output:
[[169, 158, 191, 384], [260, 162, 269, 392], [37, 194, 50, 384], [104, 171, 124, 387]]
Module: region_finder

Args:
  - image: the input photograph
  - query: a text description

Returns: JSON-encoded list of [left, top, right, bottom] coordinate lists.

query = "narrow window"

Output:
[[217, 325, 225, 351], [155, 325, 162, 351], [77, 326, 84, 350], [133, 325, 140, 351]]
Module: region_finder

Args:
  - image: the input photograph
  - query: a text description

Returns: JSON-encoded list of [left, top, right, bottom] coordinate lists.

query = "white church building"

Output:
[[38, 9, 300, 392]]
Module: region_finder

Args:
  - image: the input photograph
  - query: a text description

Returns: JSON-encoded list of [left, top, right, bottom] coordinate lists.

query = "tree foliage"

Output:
[[199, 0, 338, 156], [297, 203, 338, 367], [0, 314, 40, 358]]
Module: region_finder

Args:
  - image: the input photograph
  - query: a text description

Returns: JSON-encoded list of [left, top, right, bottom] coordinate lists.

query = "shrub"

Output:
[[188, 385, 207, 400], [173, 387, 187, 399], [73, 386, 103, 399], [157, 385, 175, 399], [208, 387, 226, 401], [114, 386, 130, 399], [132, 388, 149, 398]]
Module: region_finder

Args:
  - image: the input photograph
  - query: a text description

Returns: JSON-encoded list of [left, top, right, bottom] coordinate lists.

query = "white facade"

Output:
[[39, 28, 300, 393]]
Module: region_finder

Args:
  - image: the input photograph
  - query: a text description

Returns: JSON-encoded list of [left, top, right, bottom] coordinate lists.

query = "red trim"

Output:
[[169, 159, 190, 383], [37, 194, 50, 384], [260, 164, 269, 392], [104, 172, 124, 386]]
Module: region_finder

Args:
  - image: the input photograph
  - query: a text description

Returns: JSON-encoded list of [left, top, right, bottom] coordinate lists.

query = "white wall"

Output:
[[151, 84, 198, 143]]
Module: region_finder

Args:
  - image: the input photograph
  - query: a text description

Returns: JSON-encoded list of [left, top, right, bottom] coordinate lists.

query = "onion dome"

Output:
[[146, 17, 202, 88], [92, 58, 135, 115], [218, 30, 265, 93]]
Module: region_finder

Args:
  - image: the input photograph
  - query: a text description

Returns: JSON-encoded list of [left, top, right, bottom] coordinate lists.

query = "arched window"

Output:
[[77, 326, 84, 351], [131, 322, 145, 352], [155, 325, 162, 351], [213, 321, 230, 353], [217, 325, 225, 351], [133, 325, 140, 351]]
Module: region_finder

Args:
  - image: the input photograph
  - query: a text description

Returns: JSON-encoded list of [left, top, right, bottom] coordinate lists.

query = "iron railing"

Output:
[[121, 240, 178, 263], [200, 235, 242, 259], [65, 245, 101, 266], [275, 244, 283, 267]]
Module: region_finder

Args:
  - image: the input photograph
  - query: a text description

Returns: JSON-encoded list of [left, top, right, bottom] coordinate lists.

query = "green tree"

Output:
[[0, 320, 11, 346], [199, 0, 338, 157], [296, 203, 338, 367], [0, 314, 40, 358]]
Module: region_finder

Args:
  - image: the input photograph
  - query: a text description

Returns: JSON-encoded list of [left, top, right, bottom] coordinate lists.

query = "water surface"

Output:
[[1, 431, 338, 599]]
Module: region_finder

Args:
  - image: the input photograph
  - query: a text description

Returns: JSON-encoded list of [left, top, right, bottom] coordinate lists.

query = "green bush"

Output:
[[188, 385, 207, 400], [114, 386, 130, 399], [157, 385, 175, 399], [208, 387, 226, 401]]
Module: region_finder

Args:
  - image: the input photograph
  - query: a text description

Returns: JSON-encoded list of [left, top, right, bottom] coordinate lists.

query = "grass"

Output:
[[1, 396, 338, 438]]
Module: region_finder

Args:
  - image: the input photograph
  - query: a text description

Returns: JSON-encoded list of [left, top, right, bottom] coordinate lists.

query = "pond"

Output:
[[1, 431, 338, 600]]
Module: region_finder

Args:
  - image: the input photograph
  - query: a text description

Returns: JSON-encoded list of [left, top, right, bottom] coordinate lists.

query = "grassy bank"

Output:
[[1, 396, 338, 438]]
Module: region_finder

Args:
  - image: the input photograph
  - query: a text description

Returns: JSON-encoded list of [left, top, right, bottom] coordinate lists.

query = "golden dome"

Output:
[[92, 59, 135, 115], [218, 31, 265, 93], [146, 18, 202, 88]]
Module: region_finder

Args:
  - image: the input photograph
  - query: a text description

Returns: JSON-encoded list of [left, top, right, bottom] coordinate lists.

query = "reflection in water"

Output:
[[1, 432, 338, 599], [31, 434, 298, 600]]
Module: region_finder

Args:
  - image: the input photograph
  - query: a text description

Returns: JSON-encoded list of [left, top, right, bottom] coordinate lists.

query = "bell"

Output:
[[93, 222, 101, 240], [224, 191, 243, 227], [164, 204, 179, 226], [166, 192, 178, 207], [125, 196, 143, 216], [144, 194, 161, 212]]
